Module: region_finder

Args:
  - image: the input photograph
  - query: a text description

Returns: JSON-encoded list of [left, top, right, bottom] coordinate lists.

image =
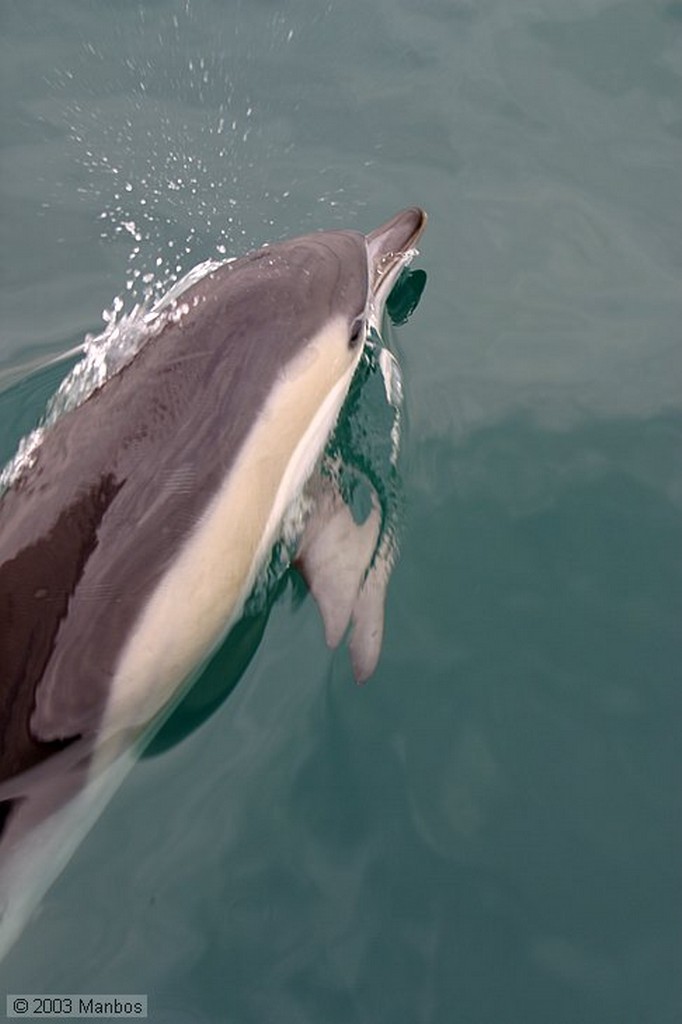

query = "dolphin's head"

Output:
[[324, 205, 429, 345], [299, 205, 428, 353], [246, 205, 428, 366], [162, 207, 427, 396]]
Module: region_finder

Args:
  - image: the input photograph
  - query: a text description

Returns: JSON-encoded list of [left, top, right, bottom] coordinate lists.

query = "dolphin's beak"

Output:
[[366, 207, 428, 315]]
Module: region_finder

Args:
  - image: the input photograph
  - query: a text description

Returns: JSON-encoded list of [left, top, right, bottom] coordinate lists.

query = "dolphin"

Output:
[[0, 207, 426, 956]]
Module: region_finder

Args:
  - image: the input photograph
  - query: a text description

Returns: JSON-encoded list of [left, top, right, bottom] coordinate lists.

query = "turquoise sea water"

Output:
[[1, 1, 681, 1021]]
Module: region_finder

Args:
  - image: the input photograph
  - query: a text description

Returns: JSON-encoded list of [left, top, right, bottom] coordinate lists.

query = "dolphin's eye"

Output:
[[349, 317, 365, 348]]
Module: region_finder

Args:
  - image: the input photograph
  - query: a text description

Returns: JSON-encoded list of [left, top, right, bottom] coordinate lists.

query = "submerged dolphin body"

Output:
[[0, 207, 426, 956]]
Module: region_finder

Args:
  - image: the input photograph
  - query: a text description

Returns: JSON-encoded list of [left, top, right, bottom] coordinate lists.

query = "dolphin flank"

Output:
[[0, 208, 426, 955]]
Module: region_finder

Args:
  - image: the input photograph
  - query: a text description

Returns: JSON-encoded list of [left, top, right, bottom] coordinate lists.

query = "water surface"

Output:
[[1, 1, 681, 1021]]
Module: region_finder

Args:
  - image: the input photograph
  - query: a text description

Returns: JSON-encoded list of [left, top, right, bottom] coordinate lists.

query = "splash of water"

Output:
[[0, 258, 224, 493]]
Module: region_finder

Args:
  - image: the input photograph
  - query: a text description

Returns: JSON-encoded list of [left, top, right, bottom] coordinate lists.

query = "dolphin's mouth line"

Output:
[[374, 247, 421, 280], [367, 246, 422, 332], [373, 245, 421, 283], [365, 207, 427, 327]]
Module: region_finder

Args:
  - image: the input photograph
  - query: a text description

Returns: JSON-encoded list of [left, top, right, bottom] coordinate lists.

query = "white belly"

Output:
[[98, 318, 360, 743]]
